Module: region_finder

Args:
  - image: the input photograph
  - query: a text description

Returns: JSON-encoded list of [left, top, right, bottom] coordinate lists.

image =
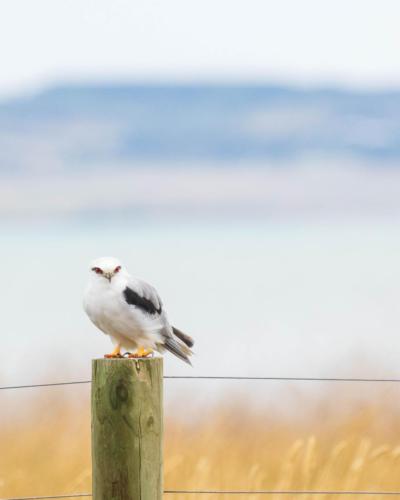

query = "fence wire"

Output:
[[3, 375, 400, 391], [0, 495, 91, 500], [165, 490, 400, 495], [4, 490, 400, 499]]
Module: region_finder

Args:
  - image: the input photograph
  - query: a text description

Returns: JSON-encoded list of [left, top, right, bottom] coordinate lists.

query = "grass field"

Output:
[[1, 389, 400, 500]]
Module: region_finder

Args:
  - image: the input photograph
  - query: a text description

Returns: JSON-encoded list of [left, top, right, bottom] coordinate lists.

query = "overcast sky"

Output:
[[1, 0, 400, 98]]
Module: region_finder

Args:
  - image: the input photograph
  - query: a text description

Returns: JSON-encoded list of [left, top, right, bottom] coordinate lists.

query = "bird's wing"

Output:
[[122, 278, 193, 365], [122, 278, 163, 316]]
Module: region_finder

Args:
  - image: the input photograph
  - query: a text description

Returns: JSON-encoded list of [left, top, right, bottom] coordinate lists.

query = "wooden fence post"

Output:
[[91, 357, 163, 500]]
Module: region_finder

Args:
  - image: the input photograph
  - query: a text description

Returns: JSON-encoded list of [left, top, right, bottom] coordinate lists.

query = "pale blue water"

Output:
[[1, 216, 400, 399]]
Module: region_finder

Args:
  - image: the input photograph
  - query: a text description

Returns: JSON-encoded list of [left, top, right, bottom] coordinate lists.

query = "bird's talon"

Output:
[[104, 344, 122, 358], [128, 347, 153, 358]]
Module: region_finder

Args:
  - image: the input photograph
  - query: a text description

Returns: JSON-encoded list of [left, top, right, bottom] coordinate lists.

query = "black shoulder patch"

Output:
[[123, 287, 162, 315]]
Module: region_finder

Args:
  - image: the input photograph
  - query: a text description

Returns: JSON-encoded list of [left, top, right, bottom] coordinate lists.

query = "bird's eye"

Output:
[[114, 266, 121, 273], [92, 267, 103, 274]]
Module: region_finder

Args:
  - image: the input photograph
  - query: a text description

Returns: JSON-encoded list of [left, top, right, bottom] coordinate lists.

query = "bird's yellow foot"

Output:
[[128, 347, 153, 358], [104, 344, 122, 358]]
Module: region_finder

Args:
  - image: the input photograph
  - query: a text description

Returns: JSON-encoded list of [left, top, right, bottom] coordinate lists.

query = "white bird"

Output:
[[83, 256, 194, 364]]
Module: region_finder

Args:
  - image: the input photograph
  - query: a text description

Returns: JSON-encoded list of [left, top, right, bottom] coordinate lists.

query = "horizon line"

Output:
[[2, 77, 400, 104]]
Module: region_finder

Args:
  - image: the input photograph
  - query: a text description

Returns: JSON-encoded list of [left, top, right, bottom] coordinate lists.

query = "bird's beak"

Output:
[[104, 272, 114, 282]]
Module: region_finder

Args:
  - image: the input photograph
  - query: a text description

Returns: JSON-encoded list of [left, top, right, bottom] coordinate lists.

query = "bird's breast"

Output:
[[84, 284, 147, 337]]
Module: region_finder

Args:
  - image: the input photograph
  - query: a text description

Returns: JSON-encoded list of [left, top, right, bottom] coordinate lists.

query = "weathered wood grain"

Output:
[[91, 357, 163, 500]]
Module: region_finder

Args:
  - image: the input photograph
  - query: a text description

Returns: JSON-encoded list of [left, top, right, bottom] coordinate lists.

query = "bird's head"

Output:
[[89, 256, 124, 282]]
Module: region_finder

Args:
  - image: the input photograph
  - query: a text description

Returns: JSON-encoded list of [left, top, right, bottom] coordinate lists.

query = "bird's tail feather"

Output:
[[172, 326, 195, 348], [162, 336, 193, 365]]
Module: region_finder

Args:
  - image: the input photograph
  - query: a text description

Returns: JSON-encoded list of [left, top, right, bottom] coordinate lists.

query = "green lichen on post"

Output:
[[91, 357, 163, 500]]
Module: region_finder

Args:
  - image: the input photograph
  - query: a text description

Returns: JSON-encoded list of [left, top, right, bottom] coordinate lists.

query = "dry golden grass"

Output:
[[2, 390, 400, 500]]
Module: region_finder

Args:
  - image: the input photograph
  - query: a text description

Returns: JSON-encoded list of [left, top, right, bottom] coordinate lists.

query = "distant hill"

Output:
[[1, 84, 400, 174]]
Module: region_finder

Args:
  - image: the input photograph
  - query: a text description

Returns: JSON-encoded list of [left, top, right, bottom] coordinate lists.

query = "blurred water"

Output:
[[1, 216, 400, 392]]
